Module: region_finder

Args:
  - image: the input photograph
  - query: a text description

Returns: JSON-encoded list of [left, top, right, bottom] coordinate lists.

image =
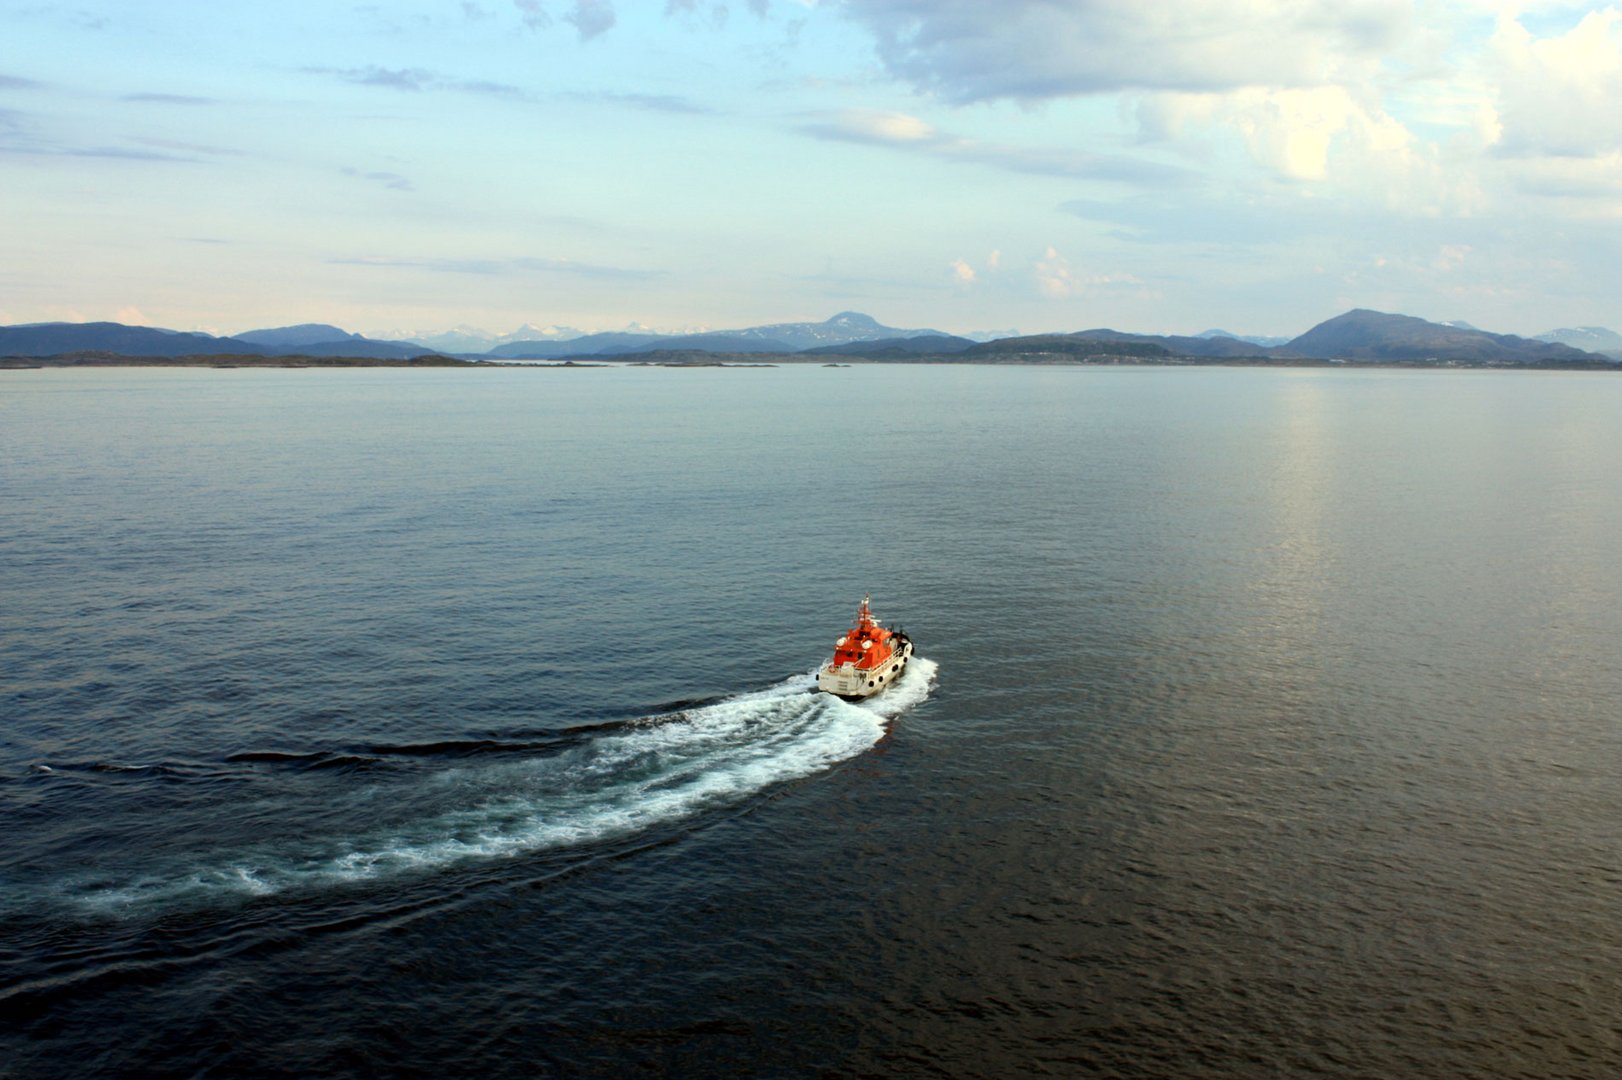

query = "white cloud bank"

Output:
[[865, 3, 1622, 234], [1487, 7, 1622, 156], [833, 0, 1413, 100]]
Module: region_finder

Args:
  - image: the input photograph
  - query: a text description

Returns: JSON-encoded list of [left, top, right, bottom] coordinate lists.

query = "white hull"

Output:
[[817, 640, 914, 699]]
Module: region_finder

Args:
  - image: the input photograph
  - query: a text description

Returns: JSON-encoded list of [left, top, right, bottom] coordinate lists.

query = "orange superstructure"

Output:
[[817, 595, 913, 699]]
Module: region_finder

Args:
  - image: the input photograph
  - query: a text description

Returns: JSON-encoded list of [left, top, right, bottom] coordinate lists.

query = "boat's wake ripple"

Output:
[[66, 659, 937, 915]]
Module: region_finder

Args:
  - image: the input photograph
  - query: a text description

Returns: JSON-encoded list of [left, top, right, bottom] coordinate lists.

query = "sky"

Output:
[[2, 0, 1621, 340]]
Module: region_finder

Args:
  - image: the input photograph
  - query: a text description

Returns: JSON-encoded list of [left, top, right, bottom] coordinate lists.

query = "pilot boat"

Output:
[[817, 595, 913, 700]]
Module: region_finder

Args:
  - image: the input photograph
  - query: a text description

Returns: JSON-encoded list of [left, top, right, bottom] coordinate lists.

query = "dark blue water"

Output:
[[4, 365, 1622, 1076]]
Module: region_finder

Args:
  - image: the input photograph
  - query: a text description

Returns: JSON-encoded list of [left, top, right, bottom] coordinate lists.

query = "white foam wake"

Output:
[[74, 658, 937, 913]]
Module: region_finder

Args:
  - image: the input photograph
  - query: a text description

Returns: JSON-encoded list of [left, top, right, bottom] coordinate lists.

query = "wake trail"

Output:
[[61, 658, 938, 915]]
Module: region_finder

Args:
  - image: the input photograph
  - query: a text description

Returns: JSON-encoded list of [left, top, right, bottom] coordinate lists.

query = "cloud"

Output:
[[342, 167, 414, 192], [512, 0, 551, 30], [309, 66, 525, 98], [1061, 193, 1300, 245], [0, 107, 229, 162], [314, 64, 712, 113], [1133, 83, 1488, 217], [1501, 151, 1622, 218], [512, 0, 617, 40], [323, 66, 433, 92], [810, 108, 937, 144], [800, 108, 1192, 184], [1226, 86, 1408, 182], [830, 0, 1414, 103], [797, 2, 1513, 220], [512, 256, 653, 277], [121, 93, 216, 105], [509, 0, 771, 36], [0, 73, 44, 90], [664, 0, 727, 28], [1434, 243, 1471, 271], [1034, 247, 1077, 299], [330, 254, 657, 279], [1033, 246, 1142, 299], [566, 0, 616, 38], [949, 250, 1006, 286], [565, 90, 715, 114], [1486, 8, 1622, 157], [136, 137, 239, 157], [666, 0, 771, 19], [65, 145, 198, 162]]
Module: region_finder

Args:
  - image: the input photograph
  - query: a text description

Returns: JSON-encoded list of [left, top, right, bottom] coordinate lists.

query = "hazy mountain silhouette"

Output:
[[233, 324, 360, 347], [1535, 325, 1622, 360], [1286, 309, 1605, 364], [486, 312, 949, 358], [0, 322, 264, 357], [0, 321, 432, 359], [802, 334, 976, 356]]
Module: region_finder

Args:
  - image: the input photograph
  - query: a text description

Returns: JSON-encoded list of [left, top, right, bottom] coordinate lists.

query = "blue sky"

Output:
[[3, 1, 1620, 339]]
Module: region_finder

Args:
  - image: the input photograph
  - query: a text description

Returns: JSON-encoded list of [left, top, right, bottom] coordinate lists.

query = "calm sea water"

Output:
[[3, 364, 1621, 1077]]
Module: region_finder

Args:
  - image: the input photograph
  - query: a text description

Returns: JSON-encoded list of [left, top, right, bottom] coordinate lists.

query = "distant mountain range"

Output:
[[376, 323, 588, 354], [3, 310, 1618, 366], [484, 312, 955, 358], [0, 321, 435, 360], [1058, 328, 1277, 359], [1535, 326, 1622, 360], [930, 310, 1611, 366], [0, 322, 233, 358], [1198, 329, 1293, 348]]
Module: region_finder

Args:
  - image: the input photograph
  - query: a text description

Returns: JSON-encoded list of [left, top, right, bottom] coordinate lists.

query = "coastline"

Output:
[[0, 352, 477, 370], [4, 350, 1617, 371]]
